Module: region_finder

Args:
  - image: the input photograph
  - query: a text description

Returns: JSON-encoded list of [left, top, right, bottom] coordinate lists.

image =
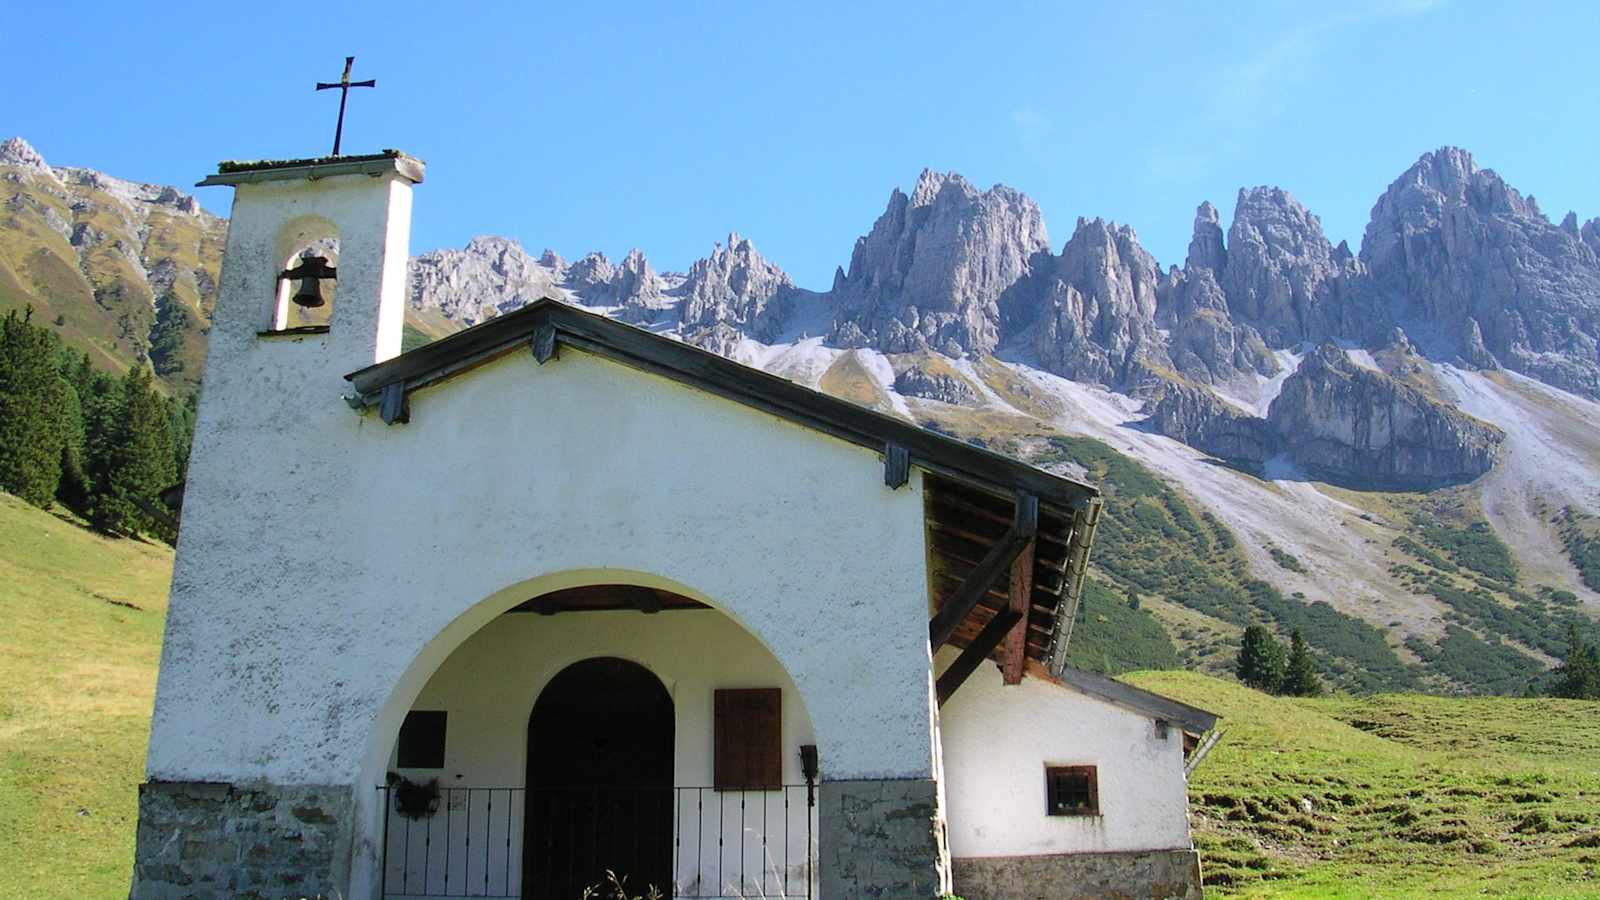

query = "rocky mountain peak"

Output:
[[1362, 147, 1600, 397], [910, 168, 972, 207], [829, 170, 1050, 356], [1028, 216, 1167, 385], [464, 234, 522, 258], [1366, 146, 1540, 240], [1220, 185, 1345, 344], [1186, 201, 1227, 273], [680, 232, 797, 345], [1400, 146, 1480, 198], [0, 137, 52, 177], [609, 249, 671, 320], [410, 237, 557, 325], [565, 252, 616, 291]]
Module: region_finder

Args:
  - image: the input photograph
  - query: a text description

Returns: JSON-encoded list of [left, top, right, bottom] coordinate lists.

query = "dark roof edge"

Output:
[[344, 299, 1098, 510], [1052, 666, 1219, 736], [198, 152, 424, 187]]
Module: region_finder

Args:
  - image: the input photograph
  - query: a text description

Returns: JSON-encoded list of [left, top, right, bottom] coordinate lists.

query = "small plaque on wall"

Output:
[[714, 688, 781, 791]]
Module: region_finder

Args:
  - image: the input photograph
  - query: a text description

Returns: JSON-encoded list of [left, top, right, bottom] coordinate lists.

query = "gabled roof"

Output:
[[1044, 664, 1219, 737], [346, 299, 1098, 511], [344, 298, 1102, 675]]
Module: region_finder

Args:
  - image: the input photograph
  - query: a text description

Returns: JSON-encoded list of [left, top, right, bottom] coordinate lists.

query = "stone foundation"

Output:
[[818, 777, 948, 897], [131, 780, 353, 900], [952, 848, 1203, 900]]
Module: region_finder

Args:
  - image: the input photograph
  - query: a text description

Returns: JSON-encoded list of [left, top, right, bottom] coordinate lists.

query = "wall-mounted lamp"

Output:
[[800, 743, 819, 808]]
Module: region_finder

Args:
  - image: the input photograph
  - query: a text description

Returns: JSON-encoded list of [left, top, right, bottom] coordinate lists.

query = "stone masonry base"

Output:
[[131, 780, 352, 900], [953, 848, 1204, 900], [819, 778, 948, 897]]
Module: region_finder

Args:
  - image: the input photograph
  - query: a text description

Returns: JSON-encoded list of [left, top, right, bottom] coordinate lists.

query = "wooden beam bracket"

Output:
[[928, 491, 1038, 651], [936, 608, 1023, 705], [884, 442, 910, 489], [531, 321, 559, 364], [379, 382, 408, 425]]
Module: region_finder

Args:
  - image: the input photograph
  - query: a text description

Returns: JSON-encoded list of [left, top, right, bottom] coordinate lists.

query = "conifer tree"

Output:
[[1283, 629, 1323, 697], [47, 374, 86, 508], [1551, 623, 1600, 700], [1236, 624, 1287, 694], [90, 365, 176, 535], [0, 308, 66, 506]]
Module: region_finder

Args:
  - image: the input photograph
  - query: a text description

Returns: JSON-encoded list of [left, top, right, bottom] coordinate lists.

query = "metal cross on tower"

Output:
[[315, 56, 376, 157]]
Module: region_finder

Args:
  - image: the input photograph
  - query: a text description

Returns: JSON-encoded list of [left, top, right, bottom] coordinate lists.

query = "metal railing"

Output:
[[379, 785, 817, 899]]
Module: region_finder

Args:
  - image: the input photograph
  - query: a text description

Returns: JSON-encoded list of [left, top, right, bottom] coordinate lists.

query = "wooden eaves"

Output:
[[344, 298, 1103, 683]]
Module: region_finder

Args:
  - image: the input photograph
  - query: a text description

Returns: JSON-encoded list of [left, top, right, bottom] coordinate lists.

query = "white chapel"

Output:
[[131, 150, 1217, 900]]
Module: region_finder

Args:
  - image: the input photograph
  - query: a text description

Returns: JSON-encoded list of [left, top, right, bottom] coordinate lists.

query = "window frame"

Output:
[[1044, 764, 1100, 817]]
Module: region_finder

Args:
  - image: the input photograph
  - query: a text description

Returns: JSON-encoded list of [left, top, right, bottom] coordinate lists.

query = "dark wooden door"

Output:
[[524, 657, 674, 899]]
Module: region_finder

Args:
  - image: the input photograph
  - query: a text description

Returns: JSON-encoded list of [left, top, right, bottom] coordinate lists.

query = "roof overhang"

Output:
[[1031, 661, 1220, 737], [197, 151, 424, 188], [343, 298, 1105, 680], [346, 299, 1099, 512]]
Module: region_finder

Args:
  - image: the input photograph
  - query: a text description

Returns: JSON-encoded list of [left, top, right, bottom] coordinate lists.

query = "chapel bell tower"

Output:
[[196, 152, 423, 385]]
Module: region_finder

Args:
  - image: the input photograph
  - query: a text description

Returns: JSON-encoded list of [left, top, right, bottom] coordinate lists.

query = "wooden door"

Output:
[[524, 657, 674, 899]]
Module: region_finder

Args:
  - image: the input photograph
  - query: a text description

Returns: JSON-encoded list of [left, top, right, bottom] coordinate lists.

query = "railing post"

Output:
[[378, 786, 390, 899]]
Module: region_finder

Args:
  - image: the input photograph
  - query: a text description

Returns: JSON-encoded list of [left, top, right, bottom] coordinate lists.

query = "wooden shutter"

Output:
[[714, 688, 781, 791]]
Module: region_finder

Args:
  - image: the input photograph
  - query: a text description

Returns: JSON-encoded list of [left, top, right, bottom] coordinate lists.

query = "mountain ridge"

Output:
[[5, 136, 1599, 696]]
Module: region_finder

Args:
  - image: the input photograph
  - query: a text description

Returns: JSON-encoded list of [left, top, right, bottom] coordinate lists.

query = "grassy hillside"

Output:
[[0, 168, 224, 396], [0, 493, 171, 899], [1130, 671, 1600, 897], [4, 492, 1598, 898]]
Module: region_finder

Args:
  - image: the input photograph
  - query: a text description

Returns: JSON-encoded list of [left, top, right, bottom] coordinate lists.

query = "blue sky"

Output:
[[6, 1, 1597, 288]]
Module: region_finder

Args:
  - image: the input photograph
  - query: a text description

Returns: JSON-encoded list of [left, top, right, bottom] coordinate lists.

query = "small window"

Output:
[[398, 710, 447, 768], [1045, 765, 1099, 816]]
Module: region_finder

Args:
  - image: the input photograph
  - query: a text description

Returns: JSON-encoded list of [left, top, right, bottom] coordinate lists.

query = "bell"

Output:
[[291, 275, 328, 309], [282, 253, 336, 309]]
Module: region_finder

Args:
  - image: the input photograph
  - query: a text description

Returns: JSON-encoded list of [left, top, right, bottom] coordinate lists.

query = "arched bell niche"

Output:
[[268, 215, 339, 332]]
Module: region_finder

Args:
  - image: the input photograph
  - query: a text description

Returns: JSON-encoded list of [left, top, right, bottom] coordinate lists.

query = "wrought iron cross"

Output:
[[315, 56, 376, 157]]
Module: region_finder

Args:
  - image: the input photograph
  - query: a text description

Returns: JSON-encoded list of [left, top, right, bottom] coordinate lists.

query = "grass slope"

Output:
[[0, 494, 171, 899], [2, 494, 1598, 897], [1130, 671, 1600, 897]]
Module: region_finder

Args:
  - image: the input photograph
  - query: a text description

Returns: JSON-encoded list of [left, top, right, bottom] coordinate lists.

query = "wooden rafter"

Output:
[[936, 607, 1023, 705], [928, 492, 1038, 651]]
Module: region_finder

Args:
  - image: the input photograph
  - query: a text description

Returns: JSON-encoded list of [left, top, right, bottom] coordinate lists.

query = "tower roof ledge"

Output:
[[197, 150, 423, 187]]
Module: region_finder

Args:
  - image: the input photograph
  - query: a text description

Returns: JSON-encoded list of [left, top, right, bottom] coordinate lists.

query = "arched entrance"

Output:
[[523, 657, 674, 898]]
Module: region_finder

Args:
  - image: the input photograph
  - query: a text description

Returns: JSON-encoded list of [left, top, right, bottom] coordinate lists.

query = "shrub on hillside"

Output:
[[1237, 625, 1287, 693]]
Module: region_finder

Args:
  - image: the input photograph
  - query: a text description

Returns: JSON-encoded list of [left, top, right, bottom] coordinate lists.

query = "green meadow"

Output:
[[2, 493, 1598, 898]]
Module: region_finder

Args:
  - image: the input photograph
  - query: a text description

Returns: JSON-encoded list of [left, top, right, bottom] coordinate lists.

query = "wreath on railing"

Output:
[[386, 773, 440, 820]]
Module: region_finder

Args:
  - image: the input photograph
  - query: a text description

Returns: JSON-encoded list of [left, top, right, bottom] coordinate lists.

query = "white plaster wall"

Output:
[[153, 297, 934, 899], [936, 649, 1192, 857], [381, 609, 818, 898], [153, 174, 936, 898], [154, 343, 932, 785]]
